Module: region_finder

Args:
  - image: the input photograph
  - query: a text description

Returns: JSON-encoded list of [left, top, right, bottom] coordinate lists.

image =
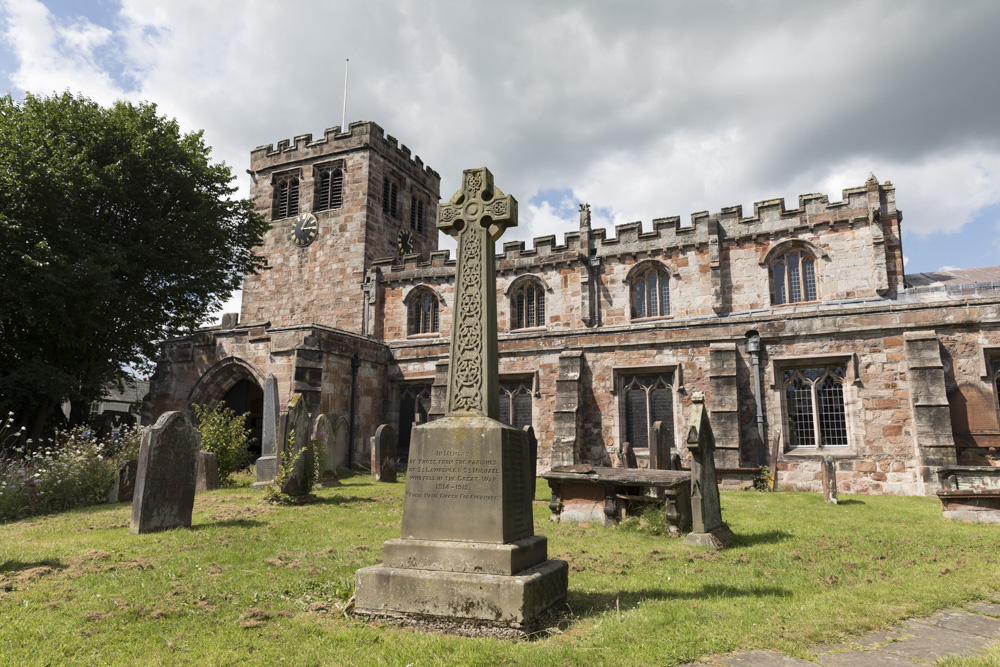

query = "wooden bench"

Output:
[[936, 466, 1000, 524], [542, 465, 692, 536]]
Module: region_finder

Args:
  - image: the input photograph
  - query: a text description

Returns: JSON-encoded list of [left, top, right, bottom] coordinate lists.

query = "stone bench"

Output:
[[937, 466, 1000, 524], [542, 465, 692, 536]]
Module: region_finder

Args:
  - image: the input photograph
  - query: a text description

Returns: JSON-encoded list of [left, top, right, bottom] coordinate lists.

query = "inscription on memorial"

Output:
[[406, 451, 501, 501]]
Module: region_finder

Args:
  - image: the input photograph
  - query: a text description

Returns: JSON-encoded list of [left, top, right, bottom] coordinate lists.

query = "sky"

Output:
[[2, 0, 999, 320]]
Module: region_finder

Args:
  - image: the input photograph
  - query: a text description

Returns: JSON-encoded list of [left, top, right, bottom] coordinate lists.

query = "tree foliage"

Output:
[[193, 403, 250, 484], [0, 92, 268, 434]]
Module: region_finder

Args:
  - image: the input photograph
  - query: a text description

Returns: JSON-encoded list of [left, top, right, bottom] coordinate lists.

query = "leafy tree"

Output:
[[0, 92, 268, 438]]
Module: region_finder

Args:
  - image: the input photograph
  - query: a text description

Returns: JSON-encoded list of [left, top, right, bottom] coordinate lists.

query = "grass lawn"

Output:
[[1, 473, 998, 666]]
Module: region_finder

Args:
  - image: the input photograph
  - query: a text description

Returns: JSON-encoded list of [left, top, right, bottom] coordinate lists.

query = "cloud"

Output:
[[3, 0, 1000, 309]]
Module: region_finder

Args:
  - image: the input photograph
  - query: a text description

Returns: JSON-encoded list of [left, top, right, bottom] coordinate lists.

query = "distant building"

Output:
[[143, 121, 1000, 495]]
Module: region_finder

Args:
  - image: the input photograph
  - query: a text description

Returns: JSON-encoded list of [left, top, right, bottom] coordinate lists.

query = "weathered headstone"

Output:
[[617, 441, 638, 469], [130, 411, 199, 534], [523, 425, 537, 478], [107, 459, 138, 504], [822, 456, 838, 504], [196, 451, 220, 492], [277, 393, 312, 497], [649, 420, 678, 470], [682, 394, 734, 549], [355, 167, 568, 626], [253, 374, 280, 488], [313, 414, 342, 487], [370, 423, 397, 483]]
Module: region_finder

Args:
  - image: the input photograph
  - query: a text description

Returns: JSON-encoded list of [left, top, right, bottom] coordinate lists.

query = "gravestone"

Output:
[[195, 451, 220, 492], [107, 459, 138, 504], [370, 423, 396, 483], [129, 411, 199, 534], [523, 425, 537, 478], [822, 456, 838, 504], [649, 420, 679, 470], [355, 167, 568, 626], [617, 441, 638, 469], [313, 414, 342, 487], [253, 374, 280, 488], [277, 393, 312, 497], [682, 394, 734, 549]]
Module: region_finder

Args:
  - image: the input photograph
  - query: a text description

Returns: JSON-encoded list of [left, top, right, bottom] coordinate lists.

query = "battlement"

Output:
[[249, 120, 440, 184]]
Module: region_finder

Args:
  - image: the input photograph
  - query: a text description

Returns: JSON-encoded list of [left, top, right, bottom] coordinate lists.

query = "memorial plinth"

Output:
[[355, 168, 567, 626]]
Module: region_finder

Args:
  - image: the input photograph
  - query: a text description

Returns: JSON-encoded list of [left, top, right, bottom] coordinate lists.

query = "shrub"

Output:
[[0, 420, 124, 522], [193, 403, 251, 485]]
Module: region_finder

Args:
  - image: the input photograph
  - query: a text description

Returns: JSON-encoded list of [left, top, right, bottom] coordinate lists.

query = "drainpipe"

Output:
[[745, 331, 766, 463], [348, 354, 361, 469]]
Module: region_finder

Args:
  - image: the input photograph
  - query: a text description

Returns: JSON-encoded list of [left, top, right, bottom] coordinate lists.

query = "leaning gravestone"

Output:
[[130, 411, 199, 534], [355, 167, 568, 626], [107, 459, 138, 504], [370, 423, 397, 483], [617, 441, 638, 469], [649, 420, 679, 470], [330, 416, 349, 471], [195, 451, 220, 492], [253, 374, 280, 488], [277, 393, 312, 497], [682, 393, 735, 549], [313, 414, 342, 487], [822, 456, 838, 504], [523, 425, 537, 477]]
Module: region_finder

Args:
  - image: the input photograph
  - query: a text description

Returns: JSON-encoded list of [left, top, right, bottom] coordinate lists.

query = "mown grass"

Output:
[[0, 473, 997, 666]]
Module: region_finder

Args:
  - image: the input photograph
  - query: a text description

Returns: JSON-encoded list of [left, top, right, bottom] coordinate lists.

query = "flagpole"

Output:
[[341, 58, 350, 133]]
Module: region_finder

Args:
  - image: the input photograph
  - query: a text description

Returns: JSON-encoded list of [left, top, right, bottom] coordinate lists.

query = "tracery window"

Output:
[[382, 177, 399, 219], [407, 288, 439, 335], [273, 175, 299, 219], [631, 265, 670, 318], [409, 196, 425, 232], [782, 364, 848, 448], [619, 372, 674, 449], [499, 380, 533, 430], [772, 250, 817, 305], [511, 280, 546, 329], [315, 166, 343, 211]]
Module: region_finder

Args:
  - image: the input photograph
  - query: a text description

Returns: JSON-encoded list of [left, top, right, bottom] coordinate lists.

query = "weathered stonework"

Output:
[[143, 121, 1000, 499]]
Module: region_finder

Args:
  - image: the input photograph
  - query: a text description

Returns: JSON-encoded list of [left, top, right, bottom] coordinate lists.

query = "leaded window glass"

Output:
[[407, 288, 439, 335], [783, 364, 848, 448], [499, 380, 533, 429], [620, 373, 674, 449], [772, 250, 819, 305], [631, 266, 670, 318], [511, 280, 546, 329]]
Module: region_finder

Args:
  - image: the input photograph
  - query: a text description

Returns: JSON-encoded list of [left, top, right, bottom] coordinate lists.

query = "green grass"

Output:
[[1, 474, 998, 666]]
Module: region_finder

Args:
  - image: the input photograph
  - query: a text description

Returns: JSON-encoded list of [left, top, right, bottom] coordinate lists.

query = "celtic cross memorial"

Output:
[[355, 167, 567, 626]]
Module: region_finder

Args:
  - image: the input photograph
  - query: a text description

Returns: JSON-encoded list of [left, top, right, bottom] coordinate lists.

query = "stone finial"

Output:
[[867, 171, 878, 183], [579, 203, 591, 228]]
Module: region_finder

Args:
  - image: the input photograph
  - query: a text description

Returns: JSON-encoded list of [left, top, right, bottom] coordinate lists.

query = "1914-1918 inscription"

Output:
[[406, 451, 501, 500]]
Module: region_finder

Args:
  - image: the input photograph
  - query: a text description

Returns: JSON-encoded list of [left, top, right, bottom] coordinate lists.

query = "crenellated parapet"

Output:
[[249, 120, 440, 187]]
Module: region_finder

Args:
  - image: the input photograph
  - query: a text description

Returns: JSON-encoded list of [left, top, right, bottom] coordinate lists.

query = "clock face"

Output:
[[397, 228, 414, 255], [289, 213, 319, 247]]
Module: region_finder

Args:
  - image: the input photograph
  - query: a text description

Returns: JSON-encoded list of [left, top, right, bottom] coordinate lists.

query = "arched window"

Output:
[[315, 167, 343, 211], [619, 372, 674, 450], [631, 265, 670, 318], [771, 250, 817, 305], [511, 280, 546, 329], [783, 364, 848, 448], [273, 175, 299, 219], [499, 380, 533, 429], [407, 288, 439, 335]]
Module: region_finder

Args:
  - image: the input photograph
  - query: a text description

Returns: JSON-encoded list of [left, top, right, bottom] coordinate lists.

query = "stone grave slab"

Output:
[[278, 393, 312, 497], [370, 423, 396, 483], [682, 393, 734, 549], [355, 167, 567, 626], [195, 451, 220, 492], [312, 413, 341, 487], [822, 456, 838, 504], [253, 374, 280, 488], [130, 411, 199, 534]]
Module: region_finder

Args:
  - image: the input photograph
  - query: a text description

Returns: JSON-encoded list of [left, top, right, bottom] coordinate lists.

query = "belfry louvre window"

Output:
[[620, 373, 674, 449], [499, 380, 533, 430], [382, 178, 399, 219], [315, 167, 343, 211], [632, 266, 670, 318], [407, 289, 439, 335], [511, 281, 546, 329], [783, 364, 848, 447], [772, 250, 817, 305], [409, 196, 425, 232], [273, 176, 299, 219]]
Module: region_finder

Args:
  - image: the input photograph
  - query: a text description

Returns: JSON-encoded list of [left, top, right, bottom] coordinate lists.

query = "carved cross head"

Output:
[[437, 167, 518, 243]]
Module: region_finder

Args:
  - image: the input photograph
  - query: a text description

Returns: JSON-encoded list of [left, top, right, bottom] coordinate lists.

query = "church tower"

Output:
[[240, 122, 441, 334]]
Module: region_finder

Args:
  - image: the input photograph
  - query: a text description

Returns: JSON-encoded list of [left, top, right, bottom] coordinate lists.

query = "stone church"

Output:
[[143, 121, 1000, 496]]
